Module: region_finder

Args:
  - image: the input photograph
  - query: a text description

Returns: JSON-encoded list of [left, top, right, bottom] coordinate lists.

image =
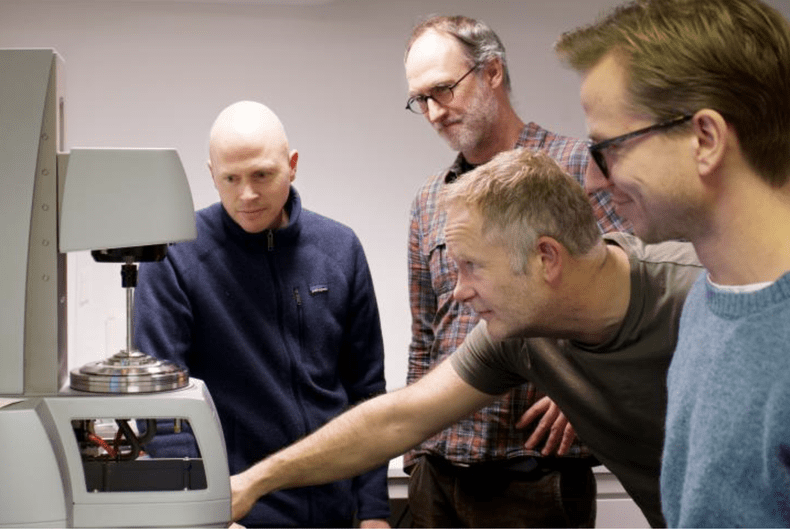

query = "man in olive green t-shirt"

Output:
[[451, 230, 701, 527], [230, 149, 701, 528]]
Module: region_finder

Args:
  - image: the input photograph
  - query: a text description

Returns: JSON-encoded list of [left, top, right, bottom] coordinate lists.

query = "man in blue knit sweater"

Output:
[[134, 101, 390, 528], [556, 0, 790, 525]]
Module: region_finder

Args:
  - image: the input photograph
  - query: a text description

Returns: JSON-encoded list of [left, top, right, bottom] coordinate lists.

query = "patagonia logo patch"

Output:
[[309, 285, 329, 296]]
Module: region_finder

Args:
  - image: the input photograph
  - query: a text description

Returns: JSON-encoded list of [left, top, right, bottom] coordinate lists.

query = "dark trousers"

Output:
[[407, 455, 596, 528]]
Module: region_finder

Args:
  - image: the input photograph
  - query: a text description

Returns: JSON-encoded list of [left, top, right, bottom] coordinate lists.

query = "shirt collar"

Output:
[[442, 123, 538, 184]]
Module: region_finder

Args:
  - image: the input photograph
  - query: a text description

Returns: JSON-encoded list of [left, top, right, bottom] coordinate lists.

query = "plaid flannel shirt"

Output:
[[405, 122, 632, 468]]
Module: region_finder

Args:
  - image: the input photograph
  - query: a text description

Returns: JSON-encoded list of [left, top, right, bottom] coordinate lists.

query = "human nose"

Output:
[[584, 156, 612, 195], [239, 181, 259, 201], [425, 97, 447, 124], [452, 276, 474, 304]]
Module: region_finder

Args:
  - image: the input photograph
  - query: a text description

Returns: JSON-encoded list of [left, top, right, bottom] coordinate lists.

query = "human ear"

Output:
[[536, 237, 563, 284], [693, 109, 728, 182], [289, 150, 299, 182], [207, 159, 218, 190], [484, 58, 505, 90]]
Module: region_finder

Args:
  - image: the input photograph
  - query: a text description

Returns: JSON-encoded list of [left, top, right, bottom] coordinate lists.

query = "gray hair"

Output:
[[443, 149, 601, 274], [406, 15, 512, 93]]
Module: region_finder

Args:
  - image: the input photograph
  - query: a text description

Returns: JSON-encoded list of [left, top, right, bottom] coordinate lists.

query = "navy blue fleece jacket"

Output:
[[134, 188, 390, 527]]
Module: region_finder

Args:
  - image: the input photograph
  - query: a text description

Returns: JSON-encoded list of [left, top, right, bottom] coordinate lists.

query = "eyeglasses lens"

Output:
[[591, 149, 609, 179]]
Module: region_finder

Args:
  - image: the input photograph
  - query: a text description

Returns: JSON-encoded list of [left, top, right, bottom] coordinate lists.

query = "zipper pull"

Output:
[[293, 288, 302, 306], [267, 230, 274, 251]]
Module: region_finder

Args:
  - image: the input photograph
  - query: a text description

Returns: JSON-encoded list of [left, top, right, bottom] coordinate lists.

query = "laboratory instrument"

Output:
[[0, 48, 231, 528]]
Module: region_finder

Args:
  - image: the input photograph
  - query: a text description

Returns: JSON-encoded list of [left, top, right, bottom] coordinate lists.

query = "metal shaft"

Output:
[[126, 284, 134, 355]]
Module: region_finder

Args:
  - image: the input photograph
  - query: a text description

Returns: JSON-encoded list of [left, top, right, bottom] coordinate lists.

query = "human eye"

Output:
[[590, 138, 620, 157], [430, 85, 452, 99], [458, 259, 477, 276], [602, 141, 628, 156], [607, 134, 631, 148], [409, 94, 430, 108]]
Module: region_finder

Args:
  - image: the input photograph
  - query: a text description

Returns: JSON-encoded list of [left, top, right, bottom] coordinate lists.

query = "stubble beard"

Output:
[[637, 196, 705, 244], [440, 85, 500, 155]]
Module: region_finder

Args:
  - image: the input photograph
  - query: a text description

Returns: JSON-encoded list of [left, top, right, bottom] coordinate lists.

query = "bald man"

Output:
[[134, 101, 391, 528]]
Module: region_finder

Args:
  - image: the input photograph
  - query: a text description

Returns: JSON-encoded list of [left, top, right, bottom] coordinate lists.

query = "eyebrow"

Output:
[[254, 161, 281, 173], [408, 76, 455, 97]]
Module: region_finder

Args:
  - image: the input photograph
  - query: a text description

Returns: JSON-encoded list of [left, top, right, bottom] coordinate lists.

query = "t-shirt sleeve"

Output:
[[449, 321, 529, 396]]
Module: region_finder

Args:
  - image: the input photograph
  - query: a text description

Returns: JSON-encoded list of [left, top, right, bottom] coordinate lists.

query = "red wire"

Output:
[[87, 432, 117, 458]]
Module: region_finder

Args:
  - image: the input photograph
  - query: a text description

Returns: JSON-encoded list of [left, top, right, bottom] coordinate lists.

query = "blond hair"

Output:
[[556, 0, 790, 187]]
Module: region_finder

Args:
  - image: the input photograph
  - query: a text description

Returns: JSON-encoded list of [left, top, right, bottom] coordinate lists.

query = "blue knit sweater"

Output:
[[662, 271, 790, 527], [134, 188, 390, 527]]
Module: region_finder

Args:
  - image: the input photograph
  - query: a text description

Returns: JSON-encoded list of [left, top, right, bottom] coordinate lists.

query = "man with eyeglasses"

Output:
[[402, 14, 631, 528], [556, 0, 790, 525]]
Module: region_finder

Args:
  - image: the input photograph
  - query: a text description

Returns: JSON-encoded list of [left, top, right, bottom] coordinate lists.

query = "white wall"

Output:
[[2, 0, 788, 391]]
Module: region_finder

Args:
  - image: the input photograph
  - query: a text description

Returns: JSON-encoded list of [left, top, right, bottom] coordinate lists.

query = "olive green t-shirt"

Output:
[[450, 233, 703, 528]]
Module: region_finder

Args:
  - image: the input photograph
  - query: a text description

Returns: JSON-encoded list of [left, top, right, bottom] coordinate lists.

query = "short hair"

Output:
[[406, 15, 512, 93], [555, 0, 790, 187], [443, 149, 601, 273]]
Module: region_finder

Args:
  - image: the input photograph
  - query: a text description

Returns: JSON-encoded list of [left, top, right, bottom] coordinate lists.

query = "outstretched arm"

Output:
[[231, 360, 496, 521]]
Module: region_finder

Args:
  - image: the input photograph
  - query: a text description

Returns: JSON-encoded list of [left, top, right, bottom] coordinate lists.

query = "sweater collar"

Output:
[[704, 270, 790, 319], [219, 186, 302, 248]]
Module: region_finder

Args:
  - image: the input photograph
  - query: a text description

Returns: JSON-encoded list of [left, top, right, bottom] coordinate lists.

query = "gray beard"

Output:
[[441, 88, 500, 155]]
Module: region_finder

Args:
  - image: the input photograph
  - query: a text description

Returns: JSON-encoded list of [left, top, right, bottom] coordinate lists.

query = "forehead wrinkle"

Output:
[[406, 30, 470, 95]]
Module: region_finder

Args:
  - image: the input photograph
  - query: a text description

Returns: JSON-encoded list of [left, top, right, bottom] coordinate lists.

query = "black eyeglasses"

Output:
[[405, 65, 479, 114], [588, 114, 694, 179]]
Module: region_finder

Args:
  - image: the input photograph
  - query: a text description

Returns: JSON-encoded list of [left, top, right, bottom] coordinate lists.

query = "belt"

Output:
[[425, 454, 593, 479]]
